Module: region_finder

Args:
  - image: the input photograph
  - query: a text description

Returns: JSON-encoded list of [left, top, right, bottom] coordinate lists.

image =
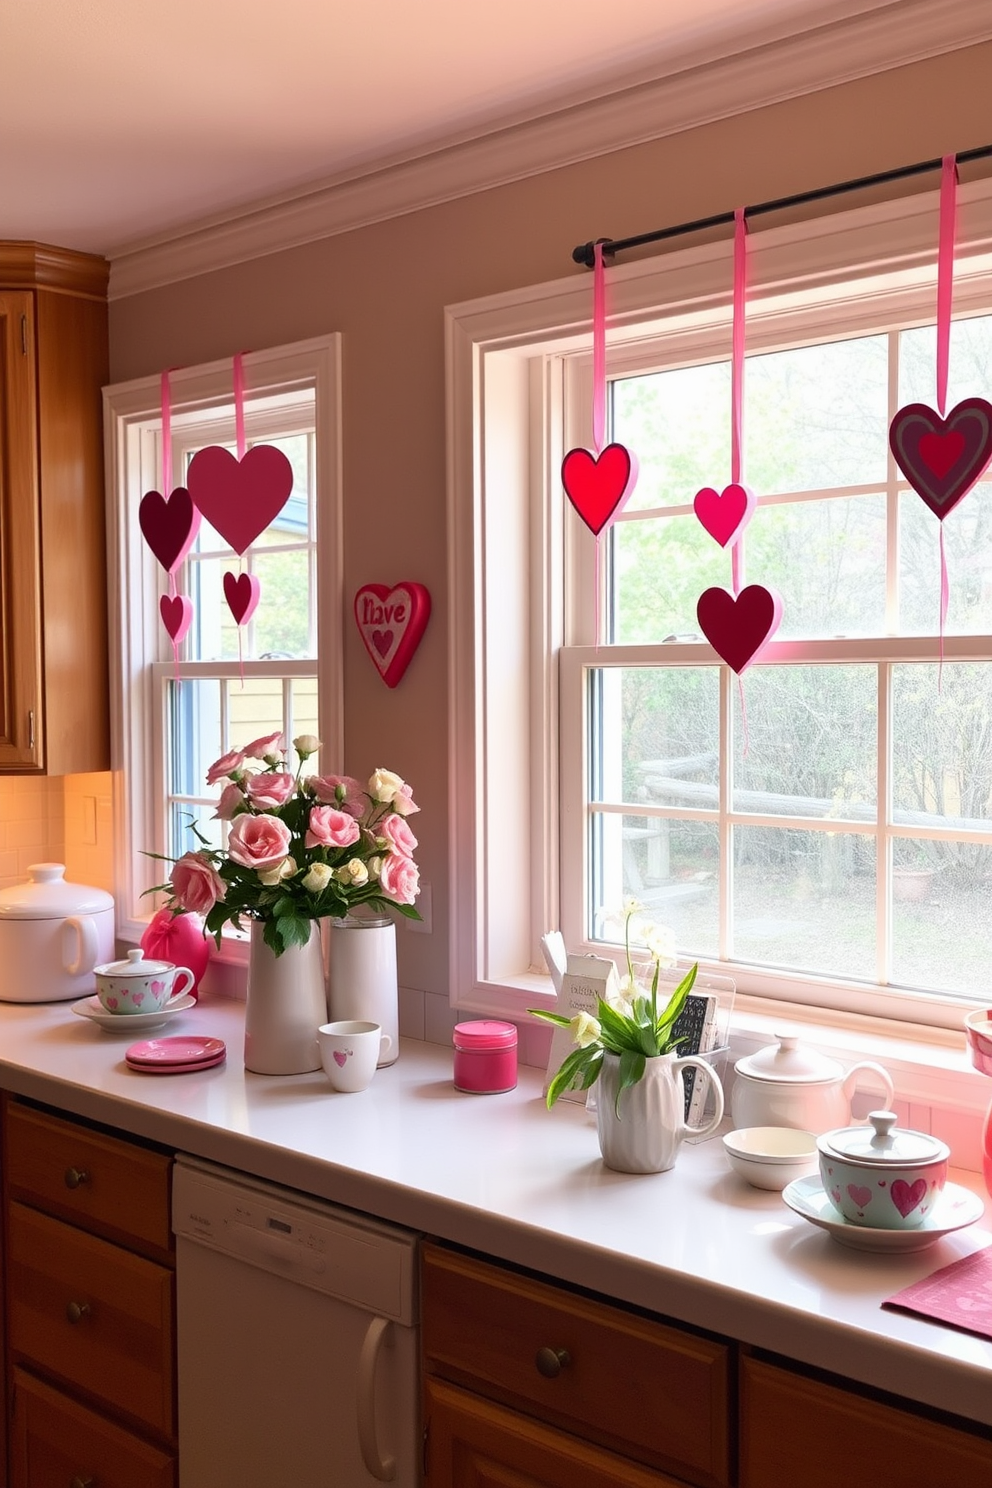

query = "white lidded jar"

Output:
[[731, 1033, 894, 1134], [0, 863, 115, 1003]]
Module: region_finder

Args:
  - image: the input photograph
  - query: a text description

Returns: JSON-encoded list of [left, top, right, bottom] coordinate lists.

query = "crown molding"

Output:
[[109, 0, 992, 301]]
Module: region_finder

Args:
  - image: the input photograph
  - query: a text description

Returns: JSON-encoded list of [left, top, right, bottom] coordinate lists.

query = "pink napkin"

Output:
[[883, 1242, 992, 1340]]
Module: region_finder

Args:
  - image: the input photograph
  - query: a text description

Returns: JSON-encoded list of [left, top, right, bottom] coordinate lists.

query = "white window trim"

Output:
[[447, 176, 992, 1037], [104, 335, 343, 956]]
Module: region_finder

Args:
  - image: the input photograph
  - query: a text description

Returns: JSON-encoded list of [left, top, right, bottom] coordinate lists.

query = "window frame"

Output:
[[104, 335, 343, 956], [447, 177, 992, 1031]]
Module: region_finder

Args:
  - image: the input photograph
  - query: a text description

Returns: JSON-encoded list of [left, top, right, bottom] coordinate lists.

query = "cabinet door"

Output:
[[11, 1368, 175, 1488], [0, 292, 42, 770], [425, 1377, 690, 1488]]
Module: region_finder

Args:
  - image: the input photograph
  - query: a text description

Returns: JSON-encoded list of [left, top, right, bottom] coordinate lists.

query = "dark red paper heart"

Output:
[[187, 444, 294, 554], [888, 399, 992, 519], [354, 582, 431, 687], [160, 593, 193, 643], [697, 584, 783, 674], [561, 443, 637, 536], [139, 487, 201, 574], [223, 571, 261, 626]]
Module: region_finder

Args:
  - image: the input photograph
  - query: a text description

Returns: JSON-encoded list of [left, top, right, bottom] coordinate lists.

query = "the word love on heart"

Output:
[[697, 584, 783, 674], [889, 398, 992, 519], [561, 443, 638, 536], [354, 582, 432, 688], [693, 483, 756, 548]]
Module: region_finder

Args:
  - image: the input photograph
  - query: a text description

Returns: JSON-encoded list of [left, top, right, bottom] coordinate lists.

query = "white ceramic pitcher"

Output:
[[596, 1051, 725, 1174]]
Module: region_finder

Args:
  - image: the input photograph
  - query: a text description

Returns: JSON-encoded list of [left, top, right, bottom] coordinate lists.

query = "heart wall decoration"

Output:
[[888, 399, 992, 518], [354, 582, 431, 688], [696, 584, 783, 675], [561, 443, 638, 537]]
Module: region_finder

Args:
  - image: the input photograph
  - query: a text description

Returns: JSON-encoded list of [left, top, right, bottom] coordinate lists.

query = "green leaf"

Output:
[[546, 1045, 597, 1108], [275, 915, 313, 952], [527, 1009, 574, 1029], [615, 1048, 645, 1117]]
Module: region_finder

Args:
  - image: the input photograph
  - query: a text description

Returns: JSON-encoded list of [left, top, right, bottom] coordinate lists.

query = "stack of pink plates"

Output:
[[125, 1036, 226, 1075]]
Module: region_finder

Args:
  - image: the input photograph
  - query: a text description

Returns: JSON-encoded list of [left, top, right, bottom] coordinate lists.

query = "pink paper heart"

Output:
[[890, 1177, 928, 1219], [888, 399, 992, 518], [847, 1183, 872, 1210], [160, 594, 193, 643], [139, 487, 201, 573], [696, 584, 783, 674], [187, 443, 294, 555], [561, 443, 638, 536], [223, 571, 261, 626], [333, 1050, 348, 1067], [693, 483, 756, 547], [354, 582, 431, 688]]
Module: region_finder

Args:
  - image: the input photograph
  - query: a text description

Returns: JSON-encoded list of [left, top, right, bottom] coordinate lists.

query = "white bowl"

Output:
[[723, 1126, 819, 1191]]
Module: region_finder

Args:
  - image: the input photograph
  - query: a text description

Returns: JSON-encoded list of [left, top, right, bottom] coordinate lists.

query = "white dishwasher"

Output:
[[173, 1156, 420, 1487]]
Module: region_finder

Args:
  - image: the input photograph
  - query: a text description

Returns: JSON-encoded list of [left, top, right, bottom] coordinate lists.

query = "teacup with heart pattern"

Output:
[[93, 947, 196, 1016], [318, 1020, 394, 1093], [817, 1110, 948, 1230]]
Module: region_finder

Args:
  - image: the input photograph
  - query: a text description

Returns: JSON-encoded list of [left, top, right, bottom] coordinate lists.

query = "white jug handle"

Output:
[[674, 1055, 725, 1139], [842, 1060, 894, 1111], [64, 916, 98, 976]]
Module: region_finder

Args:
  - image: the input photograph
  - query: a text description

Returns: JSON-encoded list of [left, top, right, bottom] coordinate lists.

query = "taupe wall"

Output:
[[109, 43, 992, 1001]]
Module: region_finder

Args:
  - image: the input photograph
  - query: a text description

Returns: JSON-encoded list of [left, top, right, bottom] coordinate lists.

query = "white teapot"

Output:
[[731, 1033, 894, 1135]]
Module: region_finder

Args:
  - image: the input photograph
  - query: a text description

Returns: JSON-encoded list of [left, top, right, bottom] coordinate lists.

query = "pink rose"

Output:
[[392, 783, 420, 817], [305, 806, 360, 850], [228, 813, 293, 871], [206, 748, 246, 785], [378, 852, 420, 905], [379, 813, 418, 858], [170, 853, 226, 915], [214, 782, 245, 820], [245, 771, 295, 810], [310, 774, 365, 817], [243, 731, 285, 761]]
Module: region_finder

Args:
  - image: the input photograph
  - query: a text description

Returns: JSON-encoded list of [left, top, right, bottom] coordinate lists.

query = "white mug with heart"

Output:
[[318, 1020, 393, 1092], [93, 947, 195, 1015]]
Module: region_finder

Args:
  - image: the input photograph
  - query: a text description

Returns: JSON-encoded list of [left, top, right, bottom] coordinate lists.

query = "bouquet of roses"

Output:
[[155, 732, 421, 955]]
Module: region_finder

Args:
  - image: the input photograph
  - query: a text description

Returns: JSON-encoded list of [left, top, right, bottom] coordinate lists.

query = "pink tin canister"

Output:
[[453, 1020, 518, 1094]]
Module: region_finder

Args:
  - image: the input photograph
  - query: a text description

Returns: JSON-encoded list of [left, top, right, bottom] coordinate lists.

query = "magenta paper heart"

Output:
[[888, 399, 992, 519], [333, 1050, 348, 1067], [696, 584, 783, 674], [890, 1177, 928, 1219], [354, 582, 431, 688], [561, 443, 638, 536], [160, 594, 193, 643], [223, 571, 261, 626], [139, 487, 201, 574], [847, 1183, 872, 1211], [187, 443, 294, 555], [693, 483, 756, 547]]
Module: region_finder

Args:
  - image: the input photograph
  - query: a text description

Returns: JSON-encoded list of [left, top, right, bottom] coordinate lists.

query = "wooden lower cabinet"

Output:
[[10, 1369, 174, 1488]]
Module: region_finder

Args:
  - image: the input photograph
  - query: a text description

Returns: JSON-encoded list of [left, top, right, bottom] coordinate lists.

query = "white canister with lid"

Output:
[[0, 863, 115, 1003], [730, 1032, 894, 1134]]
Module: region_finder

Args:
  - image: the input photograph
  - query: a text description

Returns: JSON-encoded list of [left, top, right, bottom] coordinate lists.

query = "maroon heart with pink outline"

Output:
[[187, 444, 294, 555], [354, 582, 431, 688], [888, 399, 992, 519], [223, 571, 261, 627], [139, 487, 201, 574], [561, 443, 638, 536], [160, 594, 193, 643], [696, 584, 783, 674]]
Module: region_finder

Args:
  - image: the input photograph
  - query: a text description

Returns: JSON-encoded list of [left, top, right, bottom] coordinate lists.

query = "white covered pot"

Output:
[[0, 863, 115, 1003], [730, 1033, 894, 1135]]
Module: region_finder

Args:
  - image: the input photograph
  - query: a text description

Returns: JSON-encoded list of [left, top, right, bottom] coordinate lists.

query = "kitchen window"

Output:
[[104, 336, 342, 951], [447, 178, 992, 1032]]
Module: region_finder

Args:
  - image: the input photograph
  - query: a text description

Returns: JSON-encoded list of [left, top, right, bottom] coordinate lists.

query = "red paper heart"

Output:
[[160, 594, 193, 643], [693, 483, 756, 547], [139, 487, 201, 574], [223, 571, 261, 626], [561, 443, 638, 536], [187, 444, 294, 555], [354, 582, 431, 688], [696, 584, 783, 674], [888, 399, 992, 519]]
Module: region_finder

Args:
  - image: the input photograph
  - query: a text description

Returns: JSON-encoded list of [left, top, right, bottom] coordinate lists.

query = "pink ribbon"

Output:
[[936, 155, 958, 677], [730, 208, 748, 597], [160, 368, 181, 680], [592, 243, 606, 457], [233, 351, 247, 461]]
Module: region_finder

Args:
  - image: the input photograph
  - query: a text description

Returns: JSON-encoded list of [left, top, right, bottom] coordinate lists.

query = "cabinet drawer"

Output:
[[422, 1244, 731, 1488], [7, 1202, 175, 1438], [741, 1357, 992, 1488], [4, 1100, 172, 1257], [11, 1367, 175, 1488]]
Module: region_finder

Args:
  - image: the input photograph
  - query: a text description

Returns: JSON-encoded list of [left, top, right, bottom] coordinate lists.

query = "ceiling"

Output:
[[1, 0, 912, 259]]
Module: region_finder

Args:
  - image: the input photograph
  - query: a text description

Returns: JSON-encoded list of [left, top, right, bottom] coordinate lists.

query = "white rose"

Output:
[[569, 1011, 601, 1049], [335, 858, 369, 887], [368, 767, 404, 804], [257, 856, 296, 887], [302, 862, 333, 893], [367, 856, 383, 880], [293, 734, 321, 760]]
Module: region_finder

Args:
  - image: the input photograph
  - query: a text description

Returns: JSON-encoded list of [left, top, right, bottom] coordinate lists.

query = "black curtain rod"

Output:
[[572, 143, 992, 268]]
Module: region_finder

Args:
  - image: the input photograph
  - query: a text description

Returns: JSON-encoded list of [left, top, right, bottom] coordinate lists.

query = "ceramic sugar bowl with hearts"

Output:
[[817, 1110, 949, 1229], [93, 948, 195, 1016]]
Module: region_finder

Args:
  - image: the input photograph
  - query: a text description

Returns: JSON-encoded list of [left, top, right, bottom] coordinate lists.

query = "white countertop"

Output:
[[2, 992, 991, 1428]]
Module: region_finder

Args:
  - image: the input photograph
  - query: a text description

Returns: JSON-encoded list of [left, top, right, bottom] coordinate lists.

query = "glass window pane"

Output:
[[593, 666, 719, 804], [250, 548, 314, 657], [169, 678, 221, 799], [899, 314, 992, 407], [591, 812, 720, 957], [891, 663, 992, 826], [891, 836, 992, 995], [612, 514, 727, 644], [612, 362, 731, 512], [753, 495, 887, 639], [732, 665, 877, 818], [898, 484, 992, 635], [733, 825, 876, 978]]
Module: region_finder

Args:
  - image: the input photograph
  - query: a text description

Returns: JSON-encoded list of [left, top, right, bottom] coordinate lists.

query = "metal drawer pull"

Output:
[[66, 1301, 91, 1324], [70, 1477, 95, 1488], [64, 1167, 89, 1190], [535, 1346, 571, 1378]]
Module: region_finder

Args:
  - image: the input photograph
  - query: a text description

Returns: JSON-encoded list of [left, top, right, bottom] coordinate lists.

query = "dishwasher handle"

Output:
[[356, 1315, 396, 1482]]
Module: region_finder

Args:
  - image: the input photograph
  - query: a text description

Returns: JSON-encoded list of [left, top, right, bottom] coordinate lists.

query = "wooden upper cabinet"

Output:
[[0, 243, 109, 774]]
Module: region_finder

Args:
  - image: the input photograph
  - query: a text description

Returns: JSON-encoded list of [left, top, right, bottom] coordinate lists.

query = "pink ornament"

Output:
[[697, 584, 783, 674], [139, 487, 201, 573], [141, 908, 211, 1000], [693, 482, 756, 548], [888, 398, 992, 519], [223, 571, 261, 626], [187, 444, 294, 555], [561, 444, 638, 537], [354, 581, 431, 687], [160, 594, 193, 643]]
